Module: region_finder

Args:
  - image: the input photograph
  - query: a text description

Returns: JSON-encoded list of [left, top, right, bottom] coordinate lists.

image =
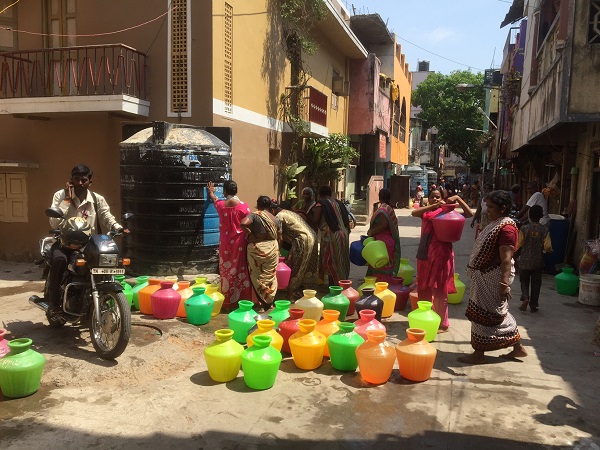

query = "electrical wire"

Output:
[[0, 0, 19, 15], [396, 35, 486, 71], [0, 5, 175, 38]]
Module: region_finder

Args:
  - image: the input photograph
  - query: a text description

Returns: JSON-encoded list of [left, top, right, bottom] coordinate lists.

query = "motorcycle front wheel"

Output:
[[89, 291, 131, 360]]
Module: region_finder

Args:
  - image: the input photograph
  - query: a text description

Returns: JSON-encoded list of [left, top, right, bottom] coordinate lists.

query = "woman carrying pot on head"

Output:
[[366, 188, 402, 283], [269, 201, 319, 299], [459, 190, 527, 364], [240, 196, 282, 311], [411, 189, 473, 332]]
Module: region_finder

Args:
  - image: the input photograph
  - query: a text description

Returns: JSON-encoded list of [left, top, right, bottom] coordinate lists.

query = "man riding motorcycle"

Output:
[[46, 164, 126, 318]]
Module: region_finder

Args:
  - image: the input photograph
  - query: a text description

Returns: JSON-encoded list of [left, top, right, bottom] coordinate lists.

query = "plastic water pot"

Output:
[[361, 237, 390, 269], [276, 257, 291, 290], [431, 204, 466, 243], [350, 237, 367, 266]]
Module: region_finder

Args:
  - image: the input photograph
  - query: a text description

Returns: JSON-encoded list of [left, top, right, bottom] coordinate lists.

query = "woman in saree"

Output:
[[240, 196, 282, 311], [459, 190, 528, 364], [270, 201, 319, 298], [366, 188, 401, 283], [208, 180, 252, 310], [311, 185, 350, 286], [412, 189, 473, 332]]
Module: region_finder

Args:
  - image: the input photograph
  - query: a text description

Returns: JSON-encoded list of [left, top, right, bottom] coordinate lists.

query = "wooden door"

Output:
[[46, 0, 77, 95]]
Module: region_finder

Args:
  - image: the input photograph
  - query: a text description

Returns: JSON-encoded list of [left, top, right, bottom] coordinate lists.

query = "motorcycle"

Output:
[[30, 207, 133, 360], [343, 199, 357, 230]]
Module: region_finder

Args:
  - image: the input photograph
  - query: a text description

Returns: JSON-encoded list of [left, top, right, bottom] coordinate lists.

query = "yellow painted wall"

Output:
[[391, 41, 411, 165], [304, 30, 351, 134]]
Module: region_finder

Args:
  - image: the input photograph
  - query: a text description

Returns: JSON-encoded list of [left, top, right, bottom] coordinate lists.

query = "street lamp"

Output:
[[465, 127, 488, 183], [456, 83, 475, 93], [429, 127, 439, 179], [477, 106, 498, 130]]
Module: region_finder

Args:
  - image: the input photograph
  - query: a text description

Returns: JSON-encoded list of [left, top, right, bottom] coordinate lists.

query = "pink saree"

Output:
[[215, 199, 253, 308]]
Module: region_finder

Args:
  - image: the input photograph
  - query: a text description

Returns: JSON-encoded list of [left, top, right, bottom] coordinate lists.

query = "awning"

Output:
[[500, 0, 525, 28]]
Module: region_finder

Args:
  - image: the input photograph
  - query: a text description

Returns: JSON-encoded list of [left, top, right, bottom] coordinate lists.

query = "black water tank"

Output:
[[418, 60, 430, 72], [120, 122, 231, 276]]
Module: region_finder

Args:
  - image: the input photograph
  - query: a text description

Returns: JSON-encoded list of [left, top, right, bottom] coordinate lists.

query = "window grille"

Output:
[[224, 3, 233, 115], [589, 0, 600, 44], [170, 0, 189, 115]]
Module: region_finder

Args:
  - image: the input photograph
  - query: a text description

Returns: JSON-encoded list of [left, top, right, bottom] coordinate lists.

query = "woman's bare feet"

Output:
[[458, 351, 486, 364], [501, 344, 528, 359], [437, 326, 449, 334]]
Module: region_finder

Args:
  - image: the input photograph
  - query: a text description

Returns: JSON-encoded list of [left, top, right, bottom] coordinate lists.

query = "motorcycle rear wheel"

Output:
[[89, 291, 131, 360]]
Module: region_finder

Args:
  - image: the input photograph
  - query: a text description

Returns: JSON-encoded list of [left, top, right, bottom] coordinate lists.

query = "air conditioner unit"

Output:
[[332, 76, 349, 97]]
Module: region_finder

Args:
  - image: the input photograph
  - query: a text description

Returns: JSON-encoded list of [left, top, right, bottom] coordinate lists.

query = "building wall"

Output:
[[391, 42, 411, 165], [304, 32, 351, 134], [509, 50, 564, 150], [0, 114, 124, 260], [574, 123, 600, 263], [347, 58, 374, 134], [568, 0, 600, 115]]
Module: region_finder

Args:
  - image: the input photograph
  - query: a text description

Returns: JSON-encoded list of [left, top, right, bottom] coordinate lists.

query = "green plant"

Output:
[[283, 162, 306, 201], [302, 134, 358, 188]]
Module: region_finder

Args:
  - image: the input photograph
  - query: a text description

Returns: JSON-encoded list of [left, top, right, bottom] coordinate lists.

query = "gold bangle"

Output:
[[499, 282, 510, 287]]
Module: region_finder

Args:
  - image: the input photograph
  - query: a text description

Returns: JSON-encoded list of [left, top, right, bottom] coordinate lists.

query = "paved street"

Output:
[[1, 208, 599, 449]]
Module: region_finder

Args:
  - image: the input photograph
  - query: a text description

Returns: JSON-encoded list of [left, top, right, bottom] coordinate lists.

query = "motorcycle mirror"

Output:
[[45, 207, 64, 219], [122, 213, 134, 221]]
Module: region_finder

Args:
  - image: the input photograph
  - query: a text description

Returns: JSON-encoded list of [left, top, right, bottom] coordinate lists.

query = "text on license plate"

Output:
[[91, 268, 125, 275]]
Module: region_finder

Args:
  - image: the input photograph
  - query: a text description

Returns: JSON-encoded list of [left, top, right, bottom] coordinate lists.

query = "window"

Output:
[[331, 69, 339, 111], [223, 2, 233, 115], [0, 173, 28, 223], [399, 98, 407, 143], [589, 0, 600, 44], [168, 0, 191, 116], [0, 0, 18, 51], [269, 148, 280, 166]]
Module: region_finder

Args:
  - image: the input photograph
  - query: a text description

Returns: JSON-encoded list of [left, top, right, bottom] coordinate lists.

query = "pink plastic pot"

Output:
[[151, 281, 181, 320], [431, 204, 466, 243], [276, 257, 292, 290]]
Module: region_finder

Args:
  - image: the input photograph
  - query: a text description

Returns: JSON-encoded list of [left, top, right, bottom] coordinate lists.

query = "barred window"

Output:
[[224, 3, 233, 115], [169, 0, 190, 116], [589, 0, 600, 44]]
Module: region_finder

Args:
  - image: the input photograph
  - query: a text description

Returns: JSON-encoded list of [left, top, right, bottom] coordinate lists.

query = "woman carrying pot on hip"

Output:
[[411, 189, 473, 332]]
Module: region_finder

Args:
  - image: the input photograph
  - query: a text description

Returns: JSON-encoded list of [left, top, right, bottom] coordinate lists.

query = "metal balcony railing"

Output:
[[285, 85, 327, 128], [0, 44, 147, 100]]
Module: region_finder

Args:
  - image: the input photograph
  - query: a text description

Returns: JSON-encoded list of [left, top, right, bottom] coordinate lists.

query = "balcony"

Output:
[[0, 44, 149, 116], [284, 85, 328, 137]]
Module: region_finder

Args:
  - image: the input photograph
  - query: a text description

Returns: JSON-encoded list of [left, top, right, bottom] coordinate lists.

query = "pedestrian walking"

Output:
[[517, 205, 553, 312], [459, 190, 527, 364]]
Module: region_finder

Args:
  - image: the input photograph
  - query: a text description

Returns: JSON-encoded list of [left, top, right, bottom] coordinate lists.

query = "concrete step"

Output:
[[352, 199, 368, 215], [354, 214, 368, 225]]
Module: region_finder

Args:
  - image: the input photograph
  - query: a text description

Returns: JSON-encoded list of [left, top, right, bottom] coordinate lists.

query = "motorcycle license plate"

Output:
[[91, 268, 125, 275]]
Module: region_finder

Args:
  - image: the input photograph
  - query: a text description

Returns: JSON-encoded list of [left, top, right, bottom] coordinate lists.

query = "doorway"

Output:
[[45, 0, 77, 95]]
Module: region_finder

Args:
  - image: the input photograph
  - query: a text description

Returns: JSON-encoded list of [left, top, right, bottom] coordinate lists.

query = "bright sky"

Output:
[[341, 0, 514, 74]]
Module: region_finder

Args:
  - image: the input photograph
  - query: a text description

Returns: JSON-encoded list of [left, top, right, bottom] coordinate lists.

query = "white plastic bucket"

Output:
[[578, 274, 600, 306]]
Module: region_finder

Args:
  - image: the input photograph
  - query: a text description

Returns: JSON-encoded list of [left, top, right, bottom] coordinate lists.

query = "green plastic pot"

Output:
[[0, 338, 46, 398]]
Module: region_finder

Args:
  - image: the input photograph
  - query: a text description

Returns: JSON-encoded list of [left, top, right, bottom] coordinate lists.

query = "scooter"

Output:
[[30, 207, 133, 360]]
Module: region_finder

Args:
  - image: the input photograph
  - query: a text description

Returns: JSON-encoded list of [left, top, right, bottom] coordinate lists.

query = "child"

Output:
[[518, 205, 553, 312]]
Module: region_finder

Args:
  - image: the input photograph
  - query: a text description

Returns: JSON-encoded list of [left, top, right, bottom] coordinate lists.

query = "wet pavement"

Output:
[[0, 208, 599, 449]]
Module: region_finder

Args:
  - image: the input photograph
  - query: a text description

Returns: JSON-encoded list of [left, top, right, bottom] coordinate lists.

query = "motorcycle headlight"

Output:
[[99, 254, 118, 267]]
